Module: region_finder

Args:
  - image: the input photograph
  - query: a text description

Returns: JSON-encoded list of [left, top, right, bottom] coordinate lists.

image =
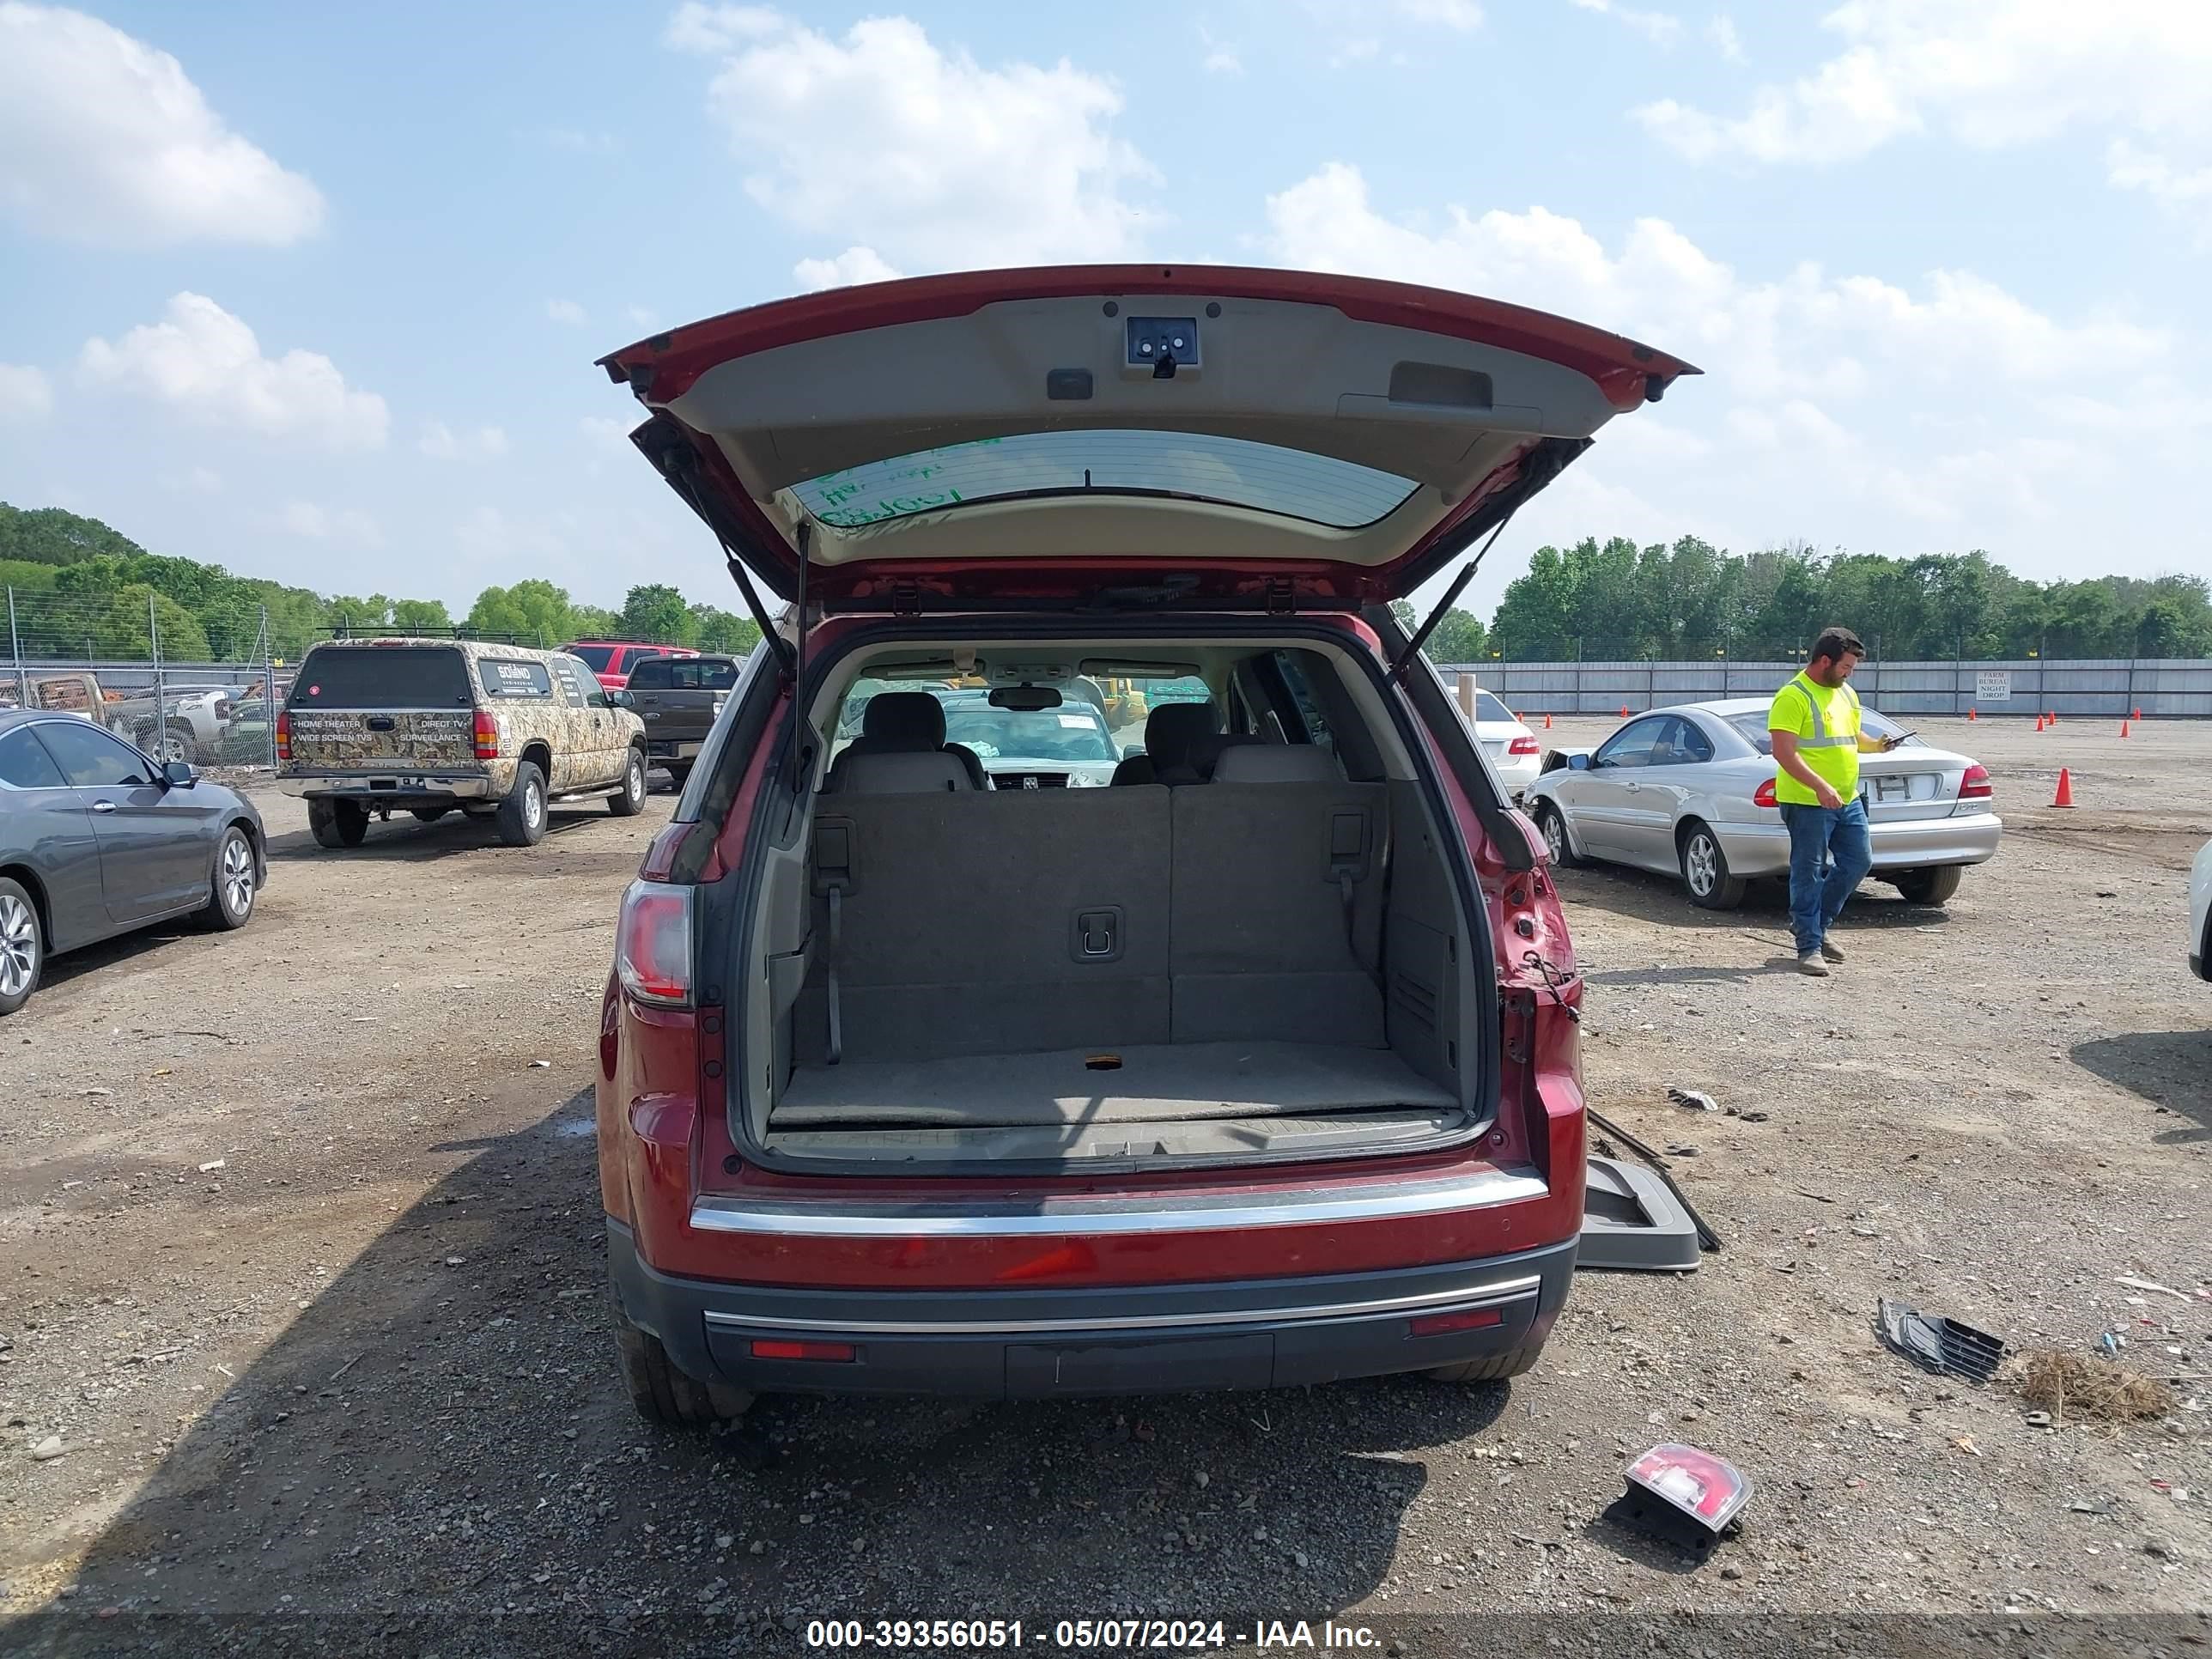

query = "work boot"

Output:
[[1796, 951, 1830, 977], [1820, 939, 1845, 963]]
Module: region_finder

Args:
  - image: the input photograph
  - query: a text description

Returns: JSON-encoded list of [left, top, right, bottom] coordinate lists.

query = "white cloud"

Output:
[[1568, 0, 1681, 46], [667, 6, 1158, 270], [1200, 25, 1243, 76], [418, 419, 509, 461], [1260, 162, 2180, 572], [624, 304, 661, 329], [1328, 37, 1382, 69], [1634, 1, 2212, 166], [1399, 0, 1484, 29], [159, 465, 223, 495], [793, 246, 905, 292], [455, 505, 569, 562], [545, 298, 587, 326], [2107, 138, 2212, 238], [0, 363, 53, 422], [0, 3, 324, 246], [79, 293, 388, 450], [580, 416, 632, 453], [1708, 13, 1745, 64], [274, 501, 382, 546]]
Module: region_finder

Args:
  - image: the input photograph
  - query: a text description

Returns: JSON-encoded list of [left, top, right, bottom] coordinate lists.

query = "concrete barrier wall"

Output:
[[1440, 659, 2212, 719]]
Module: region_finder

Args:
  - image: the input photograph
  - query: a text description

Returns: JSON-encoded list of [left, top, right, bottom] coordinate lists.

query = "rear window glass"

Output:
[[479, 659, 554, 699], [567, 645, 616, 672], [669, 659, 738, 690], [1473, 690, 1514, 724], [791, 431, 1418, 531], [289, 647, 471, 709], [1727, 704, 1917, 756], [627, 657, 671, 690]]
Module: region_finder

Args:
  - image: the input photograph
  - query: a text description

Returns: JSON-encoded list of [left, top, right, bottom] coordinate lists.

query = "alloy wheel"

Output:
[[221, 836, 254, 920], [1686, 833, 1717, 896], [0, 894, 37, 999]]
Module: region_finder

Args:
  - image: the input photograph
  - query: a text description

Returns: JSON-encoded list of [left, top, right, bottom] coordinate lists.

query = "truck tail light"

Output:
[[275, 710, 291, 763], [473, 709, 500, 760], [615, 879, 693, 1008], [1507, 735, 1540, 757], [1957, 762, 1993, 800], [1753, 778, 1778, 808]]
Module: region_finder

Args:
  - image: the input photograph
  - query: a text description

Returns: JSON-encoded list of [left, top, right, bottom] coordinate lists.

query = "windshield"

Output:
[[1727, 705, 1917, 756], [941, 702, 1117, 763], [289, 647, 471, 709], [567, 645, 617, 672], [790, 431, 1418, 531]]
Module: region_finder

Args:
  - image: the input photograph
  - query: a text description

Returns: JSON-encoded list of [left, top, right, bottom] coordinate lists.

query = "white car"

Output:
[[1463, 686, 1540, 797], [1522, 698, 2002, 909], [2191, 836, 2211, 981]]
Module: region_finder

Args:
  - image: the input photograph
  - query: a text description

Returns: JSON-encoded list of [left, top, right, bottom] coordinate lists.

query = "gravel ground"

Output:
[[2, 721, 2209, 1658]]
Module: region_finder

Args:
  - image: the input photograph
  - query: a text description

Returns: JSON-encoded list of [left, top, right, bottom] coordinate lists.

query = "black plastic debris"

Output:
[[1876, 1298, 2005, 1382], [1668, 1087, 1720, 1112]]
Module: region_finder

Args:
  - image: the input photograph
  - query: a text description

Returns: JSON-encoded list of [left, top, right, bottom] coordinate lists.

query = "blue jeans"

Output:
[[1779, 799, 1873, 957]]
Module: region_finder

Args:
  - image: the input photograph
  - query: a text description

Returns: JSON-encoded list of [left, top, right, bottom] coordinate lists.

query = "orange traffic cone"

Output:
[[2134, 706, 2142, 720], [2035, 714, 2046, 732], [2049, 710, 2058, 724], [1620, 704, 1630, 718], [1967, 708, 1978, 721], [2120, 719, 2130, 738], [1543, 713, 1553, 730], [2052, 768, 2075, 808]]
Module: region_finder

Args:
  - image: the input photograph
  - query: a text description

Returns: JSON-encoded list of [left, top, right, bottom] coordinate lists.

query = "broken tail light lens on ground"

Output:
[[616, 880, 694, 1008], [1624, 1443, 1753, 1534]]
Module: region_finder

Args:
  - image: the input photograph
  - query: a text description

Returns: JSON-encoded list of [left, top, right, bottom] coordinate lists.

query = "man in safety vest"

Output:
[[1768, 626, 1905, 977]]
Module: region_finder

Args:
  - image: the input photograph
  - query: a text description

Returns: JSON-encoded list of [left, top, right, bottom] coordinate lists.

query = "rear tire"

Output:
[[496, 763, 547, 847], [201, 827, 256, 931], [308, 799, 368, 849], [615, 1320, 754, 1427], [1534, 802, 1585, 868], [0, 877, 44, 1017], [608, 747, 647, 816], [1893, 865, 1963, 906], [1679, 821, 1746, 910], [1425, 1346, 1541, 1383]]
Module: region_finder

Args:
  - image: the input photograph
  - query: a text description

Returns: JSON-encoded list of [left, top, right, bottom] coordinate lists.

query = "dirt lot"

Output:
[[3, 720, 2209, 1657]]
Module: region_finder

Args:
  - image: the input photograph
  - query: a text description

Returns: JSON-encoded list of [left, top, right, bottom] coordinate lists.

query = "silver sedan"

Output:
[[1521, 698, 2002, 909]]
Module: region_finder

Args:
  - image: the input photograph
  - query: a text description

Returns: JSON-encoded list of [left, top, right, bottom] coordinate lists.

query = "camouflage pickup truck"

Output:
[[276, 639, 647, 848]]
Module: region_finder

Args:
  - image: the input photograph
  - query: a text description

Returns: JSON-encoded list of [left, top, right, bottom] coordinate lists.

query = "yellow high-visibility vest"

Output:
[[1766, 672, 1861, 805]]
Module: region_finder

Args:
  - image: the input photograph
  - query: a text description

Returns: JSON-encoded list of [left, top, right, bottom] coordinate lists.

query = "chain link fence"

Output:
[[3, 586, 284, 769]]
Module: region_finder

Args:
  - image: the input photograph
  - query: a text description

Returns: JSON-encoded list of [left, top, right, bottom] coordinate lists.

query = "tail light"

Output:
[[473, 709, 500, 760], [749, 1339, 856, 1363], [275, 710, 291, 763], [615, 879, 694, 1008], [1753, 778, 1778, 808], [1507, 735, 1540, 757], [1957, 763, 1993, 800]]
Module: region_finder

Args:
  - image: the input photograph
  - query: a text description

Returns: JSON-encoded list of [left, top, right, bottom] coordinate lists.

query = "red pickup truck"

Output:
[[559, 641, 698, 692]]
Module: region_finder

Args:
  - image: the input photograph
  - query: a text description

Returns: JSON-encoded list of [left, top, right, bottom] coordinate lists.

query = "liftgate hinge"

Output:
[[1265, 577, 1296, 616]]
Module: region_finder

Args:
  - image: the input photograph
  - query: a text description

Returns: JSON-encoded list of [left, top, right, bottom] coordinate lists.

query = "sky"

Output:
[[2, 0, 2209, 621]]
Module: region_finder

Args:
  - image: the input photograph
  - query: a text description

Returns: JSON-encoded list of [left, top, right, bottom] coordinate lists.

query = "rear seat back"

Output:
[[798, 787, 1172, 1065], [1169, 775, 1389, 1047]]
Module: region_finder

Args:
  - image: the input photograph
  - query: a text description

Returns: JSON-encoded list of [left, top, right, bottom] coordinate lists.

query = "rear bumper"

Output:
[[608, 1218, 1574, 1398], [1715, 811, 2002, 878], [1492, 754, 1541, 798], [645, 738, 704, 762], [280, 769, 496, 801]]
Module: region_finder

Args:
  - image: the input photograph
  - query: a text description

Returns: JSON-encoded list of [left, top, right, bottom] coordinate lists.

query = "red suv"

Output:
[[592, 266, 1696, 1425], [562, 641, 698, 692]]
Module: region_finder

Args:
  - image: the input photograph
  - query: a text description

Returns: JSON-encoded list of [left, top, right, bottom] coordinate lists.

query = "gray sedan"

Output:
[[1521, 698, 2002, 910], [0, 709, 265, 1014]]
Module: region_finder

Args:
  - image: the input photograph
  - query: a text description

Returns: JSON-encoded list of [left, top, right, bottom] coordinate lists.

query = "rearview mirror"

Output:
[[1567, 752, 1592, 772], [989, 685, 1062, 711], [163, 761, 198, 787]]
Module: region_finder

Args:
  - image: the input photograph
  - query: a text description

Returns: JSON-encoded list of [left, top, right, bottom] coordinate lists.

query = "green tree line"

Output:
[[1, 503, 761, 664]]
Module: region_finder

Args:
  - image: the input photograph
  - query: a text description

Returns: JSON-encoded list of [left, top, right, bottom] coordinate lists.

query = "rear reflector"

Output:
[[1957, 762, 1993, 800], [1753, 778, 1778, 809], [615, 879, 694, 1007], [1409, 1306, 1505, 1337], [1507, 735, 1540, 757], [749, 1339, 856, 1363]]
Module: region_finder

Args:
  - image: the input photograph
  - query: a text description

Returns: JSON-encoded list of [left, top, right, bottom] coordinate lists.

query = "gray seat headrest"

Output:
[[861, 691, 947, 750], [1211, 744, 1344, 783], [838, 750, 974, 794]]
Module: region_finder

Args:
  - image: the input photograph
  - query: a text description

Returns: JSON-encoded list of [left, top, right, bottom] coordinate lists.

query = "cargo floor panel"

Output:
[[775, 1041, 1459, 1130]]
